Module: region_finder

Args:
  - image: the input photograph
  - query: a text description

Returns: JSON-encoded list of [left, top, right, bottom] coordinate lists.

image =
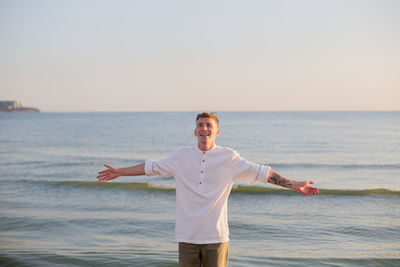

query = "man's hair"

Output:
[[196, 112, 219, 126]]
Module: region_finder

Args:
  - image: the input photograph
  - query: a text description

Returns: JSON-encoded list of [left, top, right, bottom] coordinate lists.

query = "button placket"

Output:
[[199, 152, 207, 185]]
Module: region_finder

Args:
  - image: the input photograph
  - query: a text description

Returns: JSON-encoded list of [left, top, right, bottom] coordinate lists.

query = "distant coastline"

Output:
[[0, 100, 40, 112]]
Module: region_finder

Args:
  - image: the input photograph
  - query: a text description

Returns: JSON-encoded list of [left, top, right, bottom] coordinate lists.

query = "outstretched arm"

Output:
[[97, 163, 145, 182], [267, 169, 319, 196]]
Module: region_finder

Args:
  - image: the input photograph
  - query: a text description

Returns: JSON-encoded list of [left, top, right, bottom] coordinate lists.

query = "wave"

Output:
[[0, 158, 148, 169], [268, 163, 400, 170], [1, 158, 398, 171], [56, 181, 176, 191], [232, 185, 400, 196], [18, 180, 399, 196]]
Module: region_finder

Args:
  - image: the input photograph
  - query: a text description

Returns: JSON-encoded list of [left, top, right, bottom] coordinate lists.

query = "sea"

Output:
[[0, 111, 399, 266]]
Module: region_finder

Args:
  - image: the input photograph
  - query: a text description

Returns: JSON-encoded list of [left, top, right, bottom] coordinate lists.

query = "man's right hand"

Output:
[[97, 163, 120, 182]]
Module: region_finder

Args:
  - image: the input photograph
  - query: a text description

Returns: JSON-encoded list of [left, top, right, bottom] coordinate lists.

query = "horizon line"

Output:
[[12, 109, 400, 113]]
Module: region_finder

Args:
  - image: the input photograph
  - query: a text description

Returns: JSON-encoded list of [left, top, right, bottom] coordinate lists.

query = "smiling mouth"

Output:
[[200, 132, 210, 136]]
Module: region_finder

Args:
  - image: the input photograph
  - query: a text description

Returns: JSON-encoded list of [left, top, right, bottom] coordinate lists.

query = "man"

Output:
[[97, 112, 319, 267]]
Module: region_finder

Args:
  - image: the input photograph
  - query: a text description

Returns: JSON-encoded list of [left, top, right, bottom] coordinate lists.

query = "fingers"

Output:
[[104, 163, 114, 169], [96, 174, 108, 181], [97, 174, 113, 182], [97, 169, 110, 177], [96, 173, 107, 179], [97, 167, 111, 181], [309, 187, 319, 195], [303, 180, 315, 186], [96, 163, 114, 181], [309, 187, 319, 193], [301, 180, 319, 195], [303, 188, 319, 196], [97, 170, 108, 175]]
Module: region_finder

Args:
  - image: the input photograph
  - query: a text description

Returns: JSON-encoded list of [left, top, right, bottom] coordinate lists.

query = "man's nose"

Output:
[[201, 125, 208, 130]]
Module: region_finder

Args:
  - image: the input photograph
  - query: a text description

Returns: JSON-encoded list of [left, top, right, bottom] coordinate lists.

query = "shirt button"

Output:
[[202, 160, 205, 162], [203, 152, 205, 154], [200, 171, 204, 173], [199, 181, 202, 184]]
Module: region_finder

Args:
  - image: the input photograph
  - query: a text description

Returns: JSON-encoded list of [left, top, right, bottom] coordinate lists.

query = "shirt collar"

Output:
[[195, 144, 217, 154]]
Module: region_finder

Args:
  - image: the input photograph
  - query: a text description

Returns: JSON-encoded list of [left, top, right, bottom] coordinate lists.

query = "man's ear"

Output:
[[216, 129, 220, 136]]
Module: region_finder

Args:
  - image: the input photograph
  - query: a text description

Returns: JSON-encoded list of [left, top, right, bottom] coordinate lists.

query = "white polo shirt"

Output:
[[145, 145, 270, 244]]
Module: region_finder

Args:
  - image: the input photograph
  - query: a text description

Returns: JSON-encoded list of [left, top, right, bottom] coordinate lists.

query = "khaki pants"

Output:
[[178, 242, 229, 267]]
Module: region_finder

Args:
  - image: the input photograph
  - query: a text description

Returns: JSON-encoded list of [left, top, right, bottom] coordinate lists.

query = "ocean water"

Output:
[[0, 111, 399, 266]]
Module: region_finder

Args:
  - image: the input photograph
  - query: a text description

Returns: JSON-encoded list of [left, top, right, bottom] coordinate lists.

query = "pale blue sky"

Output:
[[1, 0, 399, 112]]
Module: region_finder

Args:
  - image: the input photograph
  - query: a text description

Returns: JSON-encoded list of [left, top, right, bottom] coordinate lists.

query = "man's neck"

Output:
[[198, 142, 215, 151]]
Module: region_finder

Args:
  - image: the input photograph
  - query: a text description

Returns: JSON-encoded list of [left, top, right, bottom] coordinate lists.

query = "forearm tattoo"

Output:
[[268, 171, 293, 188]]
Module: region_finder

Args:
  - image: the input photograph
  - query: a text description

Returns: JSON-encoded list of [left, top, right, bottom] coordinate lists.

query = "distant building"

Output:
[[0, 101, 39, 112]]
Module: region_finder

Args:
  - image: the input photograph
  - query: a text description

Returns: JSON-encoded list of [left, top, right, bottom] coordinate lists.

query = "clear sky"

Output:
[[1, 0, 399, 112]]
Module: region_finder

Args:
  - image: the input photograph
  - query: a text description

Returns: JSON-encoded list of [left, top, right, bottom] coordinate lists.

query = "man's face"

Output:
[[194, 117, 220, 144]]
